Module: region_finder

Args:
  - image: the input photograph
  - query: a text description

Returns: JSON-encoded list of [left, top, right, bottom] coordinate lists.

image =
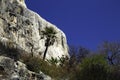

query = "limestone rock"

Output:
[[0, 0, 69, 59], [0, 56, 52, 80]]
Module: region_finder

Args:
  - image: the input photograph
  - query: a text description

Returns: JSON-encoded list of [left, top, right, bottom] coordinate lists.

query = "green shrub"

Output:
[[47, 57, 58, 65], [107, 66, 120, 80], [20, 52, 120, 80], [75, 54, 109, 80], [20, 54, 70, 79]]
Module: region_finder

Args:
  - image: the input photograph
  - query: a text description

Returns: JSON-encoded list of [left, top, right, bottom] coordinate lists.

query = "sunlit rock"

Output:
[[0, 0, 69, 59]]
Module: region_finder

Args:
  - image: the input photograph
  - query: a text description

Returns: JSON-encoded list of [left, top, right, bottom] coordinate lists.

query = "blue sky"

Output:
[[25, 0, 120, 50]]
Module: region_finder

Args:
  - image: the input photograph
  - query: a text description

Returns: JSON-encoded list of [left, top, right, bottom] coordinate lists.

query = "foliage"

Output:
[[99, 41, 120, 65], [41, 27, 57, 46], [59, 56, 69, 67], [77, 54, 109, 80], [41, 27, 57, 60], [0, 40, 120, 80], [47, 57, 58, 65], [21, 54, 44, 73], [69, 45, 90, 63], [21, 54, 69, 79]]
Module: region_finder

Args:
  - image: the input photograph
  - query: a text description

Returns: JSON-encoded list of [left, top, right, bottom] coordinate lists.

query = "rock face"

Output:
[[0, 0, 69, 59], [0, 56, 52, 80]]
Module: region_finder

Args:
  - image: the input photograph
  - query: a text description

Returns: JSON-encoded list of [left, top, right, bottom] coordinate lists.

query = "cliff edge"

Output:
[[0, 0, 69, 59]]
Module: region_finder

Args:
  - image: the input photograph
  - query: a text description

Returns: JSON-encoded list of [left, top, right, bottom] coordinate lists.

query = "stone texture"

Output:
[[0, 56, 52, 80], [0, 0, 69, 59]]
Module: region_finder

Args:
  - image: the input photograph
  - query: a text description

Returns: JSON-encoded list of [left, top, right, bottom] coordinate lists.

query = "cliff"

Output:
[[0, 0, 69, 59], [0, 0, 70, 79]]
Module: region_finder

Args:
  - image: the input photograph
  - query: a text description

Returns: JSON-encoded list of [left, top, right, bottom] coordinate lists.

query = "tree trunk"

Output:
[[43, 46, 49, 60], [108, 56, 114, 65]]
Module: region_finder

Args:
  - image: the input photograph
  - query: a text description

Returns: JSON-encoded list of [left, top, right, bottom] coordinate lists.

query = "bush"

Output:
[[47, 57, 58, 65], [75, 54, 109, 80], [18, 50, 120, 80], [107, 66, 120, 80], [20, 54, 46, 73], [20, 54, 69, 79]]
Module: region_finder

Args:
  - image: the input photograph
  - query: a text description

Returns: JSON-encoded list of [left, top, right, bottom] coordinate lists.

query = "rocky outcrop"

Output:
[[0, 56, 52, 80], [0, 0, 69, 59]]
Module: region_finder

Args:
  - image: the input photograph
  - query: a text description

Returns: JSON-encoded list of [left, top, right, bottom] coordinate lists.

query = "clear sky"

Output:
[[25, 0, 120, 50]]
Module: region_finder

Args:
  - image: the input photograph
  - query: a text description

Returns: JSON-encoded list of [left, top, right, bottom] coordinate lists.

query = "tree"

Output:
[[69, 45, 90, 65], [41, 27, 57, 60], [100, 41, 120, 65], [78, 54, 109, 80], [77, 47, 90, 63]]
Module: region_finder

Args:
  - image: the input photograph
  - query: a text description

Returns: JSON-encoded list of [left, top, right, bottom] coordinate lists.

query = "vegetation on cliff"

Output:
[[2, 41, 119, 80]]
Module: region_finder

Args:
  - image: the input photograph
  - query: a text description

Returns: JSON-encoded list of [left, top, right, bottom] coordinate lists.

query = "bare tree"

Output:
[[77, 47, 90, 63], [100, 41, 120, 65], [69, 45, 90, 65]]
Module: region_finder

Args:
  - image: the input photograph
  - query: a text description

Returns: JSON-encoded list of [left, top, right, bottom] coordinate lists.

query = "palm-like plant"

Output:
[[41, 27, 57, 60]]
